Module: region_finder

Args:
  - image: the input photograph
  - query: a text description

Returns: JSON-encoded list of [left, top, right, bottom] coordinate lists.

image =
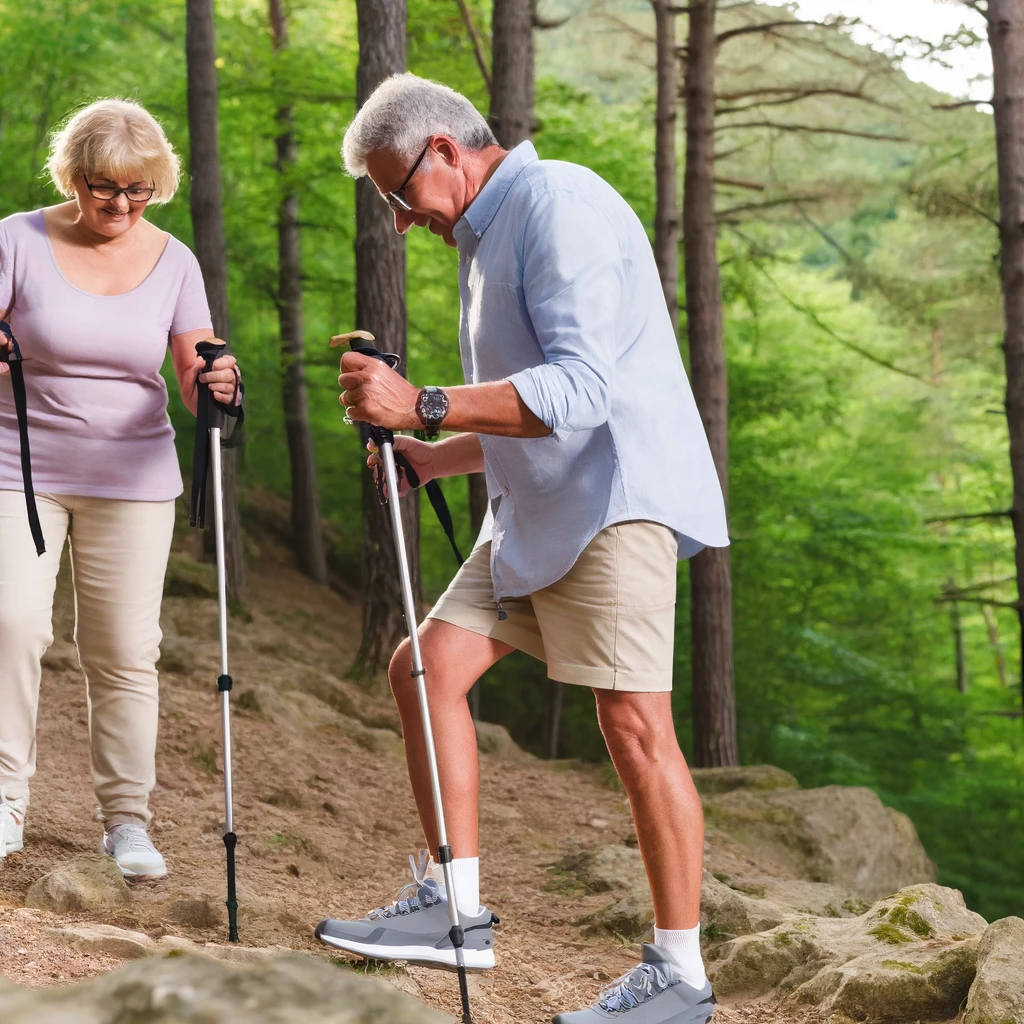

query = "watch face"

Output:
[[420, 389, 448, 424]]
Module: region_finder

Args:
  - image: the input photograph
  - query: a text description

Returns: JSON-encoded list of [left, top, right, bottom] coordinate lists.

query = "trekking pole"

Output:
[[189, 339, 244, 944], [344, 334, 474, 1024]]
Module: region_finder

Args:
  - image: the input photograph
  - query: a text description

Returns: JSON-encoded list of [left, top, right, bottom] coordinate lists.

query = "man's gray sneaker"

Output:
[[316, 855, 497, 970], [553, 944, 716, 1023]]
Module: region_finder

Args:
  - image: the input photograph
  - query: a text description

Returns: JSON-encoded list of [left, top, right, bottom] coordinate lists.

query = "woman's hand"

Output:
[[0, 334, 10, 375], [185, 343, 241, 407], [368, 435, 438, 499]]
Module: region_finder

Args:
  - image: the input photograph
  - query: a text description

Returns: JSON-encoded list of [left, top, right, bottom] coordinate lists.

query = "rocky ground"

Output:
[[0, 499, 1021, 1023]]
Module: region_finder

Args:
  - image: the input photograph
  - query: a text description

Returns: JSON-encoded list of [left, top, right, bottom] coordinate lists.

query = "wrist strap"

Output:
[[0, 320, 45, 556]]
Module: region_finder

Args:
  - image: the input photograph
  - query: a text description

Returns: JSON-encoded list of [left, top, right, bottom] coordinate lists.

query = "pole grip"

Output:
[[224, 830, 239, 943]]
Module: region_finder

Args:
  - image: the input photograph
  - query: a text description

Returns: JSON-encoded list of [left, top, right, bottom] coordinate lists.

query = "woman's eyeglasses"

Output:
[[383, 141, 431, 213], [82, 174, 155, 203]]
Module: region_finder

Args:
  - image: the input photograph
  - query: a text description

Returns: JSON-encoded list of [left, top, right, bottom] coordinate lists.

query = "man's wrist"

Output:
[[415, 386, 450, 437]]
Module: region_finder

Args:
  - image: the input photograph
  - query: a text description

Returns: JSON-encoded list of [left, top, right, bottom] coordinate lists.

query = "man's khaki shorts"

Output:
[[426, 521, 679, 692]]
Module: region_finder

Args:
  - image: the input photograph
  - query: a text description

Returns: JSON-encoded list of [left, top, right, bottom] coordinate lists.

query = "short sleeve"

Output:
[[0, 222, 14, 314], [171, 248, 214, 337]]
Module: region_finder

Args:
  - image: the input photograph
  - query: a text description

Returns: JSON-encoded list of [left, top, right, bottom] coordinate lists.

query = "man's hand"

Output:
[[367, 435, 438, 499], [339, 351, 420, 430]]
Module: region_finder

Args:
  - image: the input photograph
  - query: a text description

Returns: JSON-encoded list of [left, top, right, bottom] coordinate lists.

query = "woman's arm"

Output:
[[170, 328, 239, 416]]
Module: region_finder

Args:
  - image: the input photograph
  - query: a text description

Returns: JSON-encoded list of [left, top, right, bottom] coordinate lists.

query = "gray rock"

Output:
[[24, 855, 132, 915], [563, 845, 646, 894], [702, 785, 936, 900], [475, 721, 533, 762], [0, 950, 449, 1022], [564, 848, 862, 944], [45, 923, 151, 960], [700, 873, 795, 940], [690, 765, 800, 796], [964, 916, 1024, 1024], [729, 877, 866, 919], [707, 883, 987, 1018], [167, 897, 223, 930]]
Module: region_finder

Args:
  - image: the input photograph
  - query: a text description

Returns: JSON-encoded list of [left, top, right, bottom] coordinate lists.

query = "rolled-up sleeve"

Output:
[[507, 189, 624, 439]]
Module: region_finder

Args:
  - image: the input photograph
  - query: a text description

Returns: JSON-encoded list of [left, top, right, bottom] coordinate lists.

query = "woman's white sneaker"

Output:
[[0, 789, 27, 858], [100, 823, 167, 878]]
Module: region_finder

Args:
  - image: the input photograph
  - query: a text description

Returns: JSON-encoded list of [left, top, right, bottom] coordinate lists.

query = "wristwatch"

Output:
[[415, 386, 450, 438]]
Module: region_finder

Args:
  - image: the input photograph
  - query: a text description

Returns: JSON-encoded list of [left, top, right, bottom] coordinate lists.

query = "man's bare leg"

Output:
[[388, 618, 513, 857], [594, 690, 703, 929]]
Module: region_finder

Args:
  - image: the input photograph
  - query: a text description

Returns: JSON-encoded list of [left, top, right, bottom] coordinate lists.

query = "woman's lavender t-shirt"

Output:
[[0, 209, 213, 501]]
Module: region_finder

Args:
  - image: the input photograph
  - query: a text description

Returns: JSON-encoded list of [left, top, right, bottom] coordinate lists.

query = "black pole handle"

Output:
[[195, 339, 229, 429], [346, 336, 401, 447], [189, 339, 244, 529]]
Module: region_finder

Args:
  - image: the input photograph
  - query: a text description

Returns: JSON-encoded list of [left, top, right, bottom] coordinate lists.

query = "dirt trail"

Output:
[[0, 507, 813, 1023]]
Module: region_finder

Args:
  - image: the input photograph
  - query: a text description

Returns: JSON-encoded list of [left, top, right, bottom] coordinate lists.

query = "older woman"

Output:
[[0, 98, 241, 878]]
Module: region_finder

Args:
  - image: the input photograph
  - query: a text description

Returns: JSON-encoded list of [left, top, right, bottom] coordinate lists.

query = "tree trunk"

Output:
[[989, 0, 1024, 717], [982, 605, 1009, 687], [653, 0, 679, 332], [269, 0, 328, 585], [943, 579, 969, 693], [186, 0, 246, 603], [351, 0, 420, 681], [546, 681, 563, 759], [683, 0, 738, 767], [489, 0, 534, 147]]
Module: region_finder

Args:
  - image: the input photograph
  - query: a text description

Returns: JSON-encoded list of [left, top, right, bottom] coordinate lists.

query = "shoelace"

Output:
[[599, 962, 678, 1013], [367, 850, 444, 920], [107, 825, 156, 853]]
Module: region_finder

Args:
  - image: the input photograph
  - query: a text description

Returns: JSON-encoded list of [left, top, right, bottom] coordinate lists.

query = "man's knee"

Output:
[[388, 638, 415, 703], [598, 693, 677, 772]]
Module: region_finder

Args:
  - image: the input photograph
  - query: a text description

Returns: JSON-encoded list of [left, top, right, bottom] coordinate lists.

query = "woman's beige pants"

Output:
[[0, 490, 174, 827]]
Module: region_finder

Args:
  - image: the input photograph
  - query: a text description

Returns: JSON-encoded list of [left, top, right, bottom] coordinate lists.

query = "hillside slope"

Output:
[[0, 501, 972, 1023]]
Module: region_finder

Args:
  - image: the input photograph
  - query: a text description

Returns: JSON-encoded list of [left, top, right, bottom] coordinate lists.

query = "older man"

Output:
[[316, 73, 728, 1024]]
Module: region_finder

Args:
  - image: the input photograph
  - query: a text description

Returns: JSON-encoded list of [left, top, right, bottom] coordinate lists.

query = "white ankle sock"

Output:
[[422, 853, 481, 917], [654, 924, 706, 989], [449, 857, 481, 918]]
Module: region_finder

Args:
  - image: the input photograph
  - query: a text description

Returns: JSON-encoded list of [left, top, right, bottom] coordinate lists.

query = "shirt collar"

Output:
[[455, 141, 537, 247]]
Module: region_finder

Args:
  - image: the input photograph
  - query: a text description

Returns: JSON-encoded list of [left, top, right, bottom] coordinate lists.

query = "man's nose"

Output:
[[393, 210, 414, 235]]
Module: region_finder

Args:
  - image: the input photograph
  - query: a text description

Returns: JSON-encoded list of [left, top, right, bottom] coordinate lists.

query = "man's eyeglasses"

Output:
[[383, 140, 431, 213], [82, 174, 155, 203]]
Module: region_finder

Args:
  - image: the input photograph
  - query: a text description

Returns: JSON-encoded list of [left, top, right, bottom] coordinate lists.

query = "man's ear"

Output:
[[432, 135, 461, 169]]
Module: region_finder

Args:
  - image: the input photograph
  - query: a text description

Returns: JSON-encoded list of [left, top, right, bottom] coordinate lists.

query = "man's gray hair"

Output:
[[342, 73, 496, 177]]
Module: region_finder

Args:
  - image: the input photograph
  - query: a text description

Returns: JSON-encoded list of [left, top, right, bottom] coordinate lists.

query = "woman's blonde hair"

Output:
[[47, 99, 181, 204]]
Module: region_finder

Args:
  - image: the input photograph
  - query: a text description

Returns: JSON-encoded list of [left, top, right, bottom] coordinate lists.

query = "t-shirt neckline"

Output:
[[39, 208, 172, 299]]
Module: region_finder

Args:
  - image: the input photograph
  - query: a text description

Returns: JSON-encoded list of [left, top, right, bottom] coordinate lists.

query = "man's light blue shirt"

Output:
[[453, 142, 729, 602]]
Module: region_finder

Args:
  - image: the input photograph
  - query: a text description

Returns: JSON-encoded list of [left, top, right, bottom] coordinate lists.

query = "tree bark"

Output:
[[186, 0, 246, 603], [653, 0, 680, 332], [351, 0, 420, 681], [269, 0, 328, 585], [988, 0, 1024, 717], [683, 0, 738, 766], [489, 0, 534, 147], [981, 605, 1010, 687]]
